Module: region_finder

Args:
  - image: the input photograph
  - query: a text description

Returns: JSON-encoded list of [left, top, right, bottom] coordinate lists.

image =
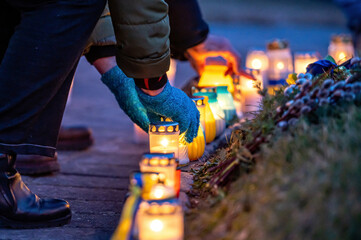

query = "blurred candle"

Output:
[[137, 200, 184, 240], [198, 59, 235, 94], [328, 34, 354, 63], [191, 96, 206, 137], [216, 86, 237, 124], [294, 52, 319, 74], [267, 39, 293, 93], [240, 70, 263, 118], [149, 122, 179, 159], [246, 49, 269, 71], [140, 153, 177, 192]]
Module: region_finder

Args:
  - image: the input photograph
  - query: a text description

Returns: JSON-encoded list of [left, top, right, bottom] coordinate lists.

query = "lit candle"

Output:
[[266, 39, 293, 93], [149, 122, 179, 159], [216, 86, 237, 124], [148, 184, 176, 200], [294, 52, 319, 74], [239, 74, 262, 119], [137, 200, 184, 240], [328, 34, 354, 63], [140, 153, 177, 193], [198, 60, 235, 94], [246, 49, 269, 71], [191, 96, 206, 137], [133, 123, 149, 144], [194, 91, 226, 137]]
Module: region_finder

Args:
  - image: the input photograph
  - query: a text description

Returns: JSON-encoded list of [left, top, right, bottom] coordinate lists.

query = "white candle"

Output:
[[294, 52, 319, 74]]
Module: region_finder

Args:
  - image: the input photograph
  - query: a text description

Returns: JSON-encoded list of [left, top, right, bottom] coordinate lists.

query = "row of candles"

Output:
[[118, 34, 354, 240]]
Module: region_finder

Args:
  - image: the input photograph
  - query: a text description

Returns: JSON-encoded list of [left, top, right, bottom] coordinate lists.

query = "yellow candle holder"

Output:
[[191, 96, 206, 136], [198, 61, 235, 94], [137, 200, 184, 240], [328, 34, 354, 64], [194, 91, 225, 137], [149, 122, 179, 159], [140, 153, 177, 193]]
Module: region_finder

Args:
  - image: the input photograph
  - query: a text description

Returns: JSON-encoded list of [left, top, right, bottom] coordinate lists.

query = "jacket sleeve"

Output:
[[108, 0, 170, 78], [166, 0, 209, 60]]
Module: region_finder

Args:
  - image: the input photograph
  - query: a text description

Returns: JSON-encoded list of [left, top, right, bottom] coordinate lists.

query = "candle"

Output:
[[133, 123, 149, 144], [198, 59, 235, 94], [149, 122, 179, 159], [216, 86, 237, 124], [137, 200, 184, 240], [194, 92, 226, 137], [140, 153, 177, 192], [328, 34, 354, 63], [240, 73, 262, 119], [266, 39, 293, 93], [294, 52, 319, 74], [149, 184, 176, 200], [246, 49, 269, 71]]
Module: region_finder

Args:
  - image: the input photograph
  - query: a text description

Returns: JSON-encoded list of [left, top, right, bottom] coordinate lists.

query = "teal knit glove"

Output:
[[136, 82, 200, 143], [101, 66, 150, 132]]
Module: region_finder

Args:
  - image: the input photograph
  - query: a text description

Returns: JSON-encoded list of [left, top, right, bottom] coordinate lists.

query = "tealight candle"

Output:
[[267, 39, 293, 93], [194, 91, 226, 137], [240, 73, 262, 118], [328, 34, 354, 63], [216, 86, 237, 124], [294, 52, 319, 74], [148, 184, 176, 200], [137, 200, 184, 240], [149, 122, 179, 159], [198, 60, 235, 94], [140, 153, 177, 192]]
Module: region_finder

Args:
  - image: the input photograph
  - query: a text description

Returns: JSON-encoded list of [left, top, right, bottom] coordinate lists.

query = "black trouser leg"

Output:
[[0, 0, 106, 157]]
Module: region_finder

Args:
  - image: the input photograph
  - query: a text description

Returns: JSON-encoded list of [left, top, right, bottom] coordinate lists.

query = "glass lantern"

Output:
[[246, 49, 269, 71], [294, 52, 319, 74], [240, 72, 263, 119], [216, 86, 237, 124], [194, 92, 226, 137], [266, 39, 293, 93], [137, 200, 184, 240], [328, 34, 354, 64], [149, 122, 179, 159], [198, 59, 235, 94], [140, 153, 177, 192]]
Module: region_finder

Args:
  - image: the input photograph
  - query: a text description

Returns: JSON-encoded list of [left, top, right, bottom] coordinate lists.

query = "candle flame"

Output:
[[276, 62, 285, 70], [338, 52, 346, 61], [160, 139, 169, 147], [246, 80, 254, 89], [150, 219, 164, 232], [151, 187, 165, 199], [251, 59, 262, 69]]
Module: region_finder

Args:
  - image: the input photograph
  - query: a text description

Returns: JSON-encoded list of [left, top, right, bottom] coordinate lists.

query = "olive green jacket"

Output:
[[107, 0, 170, 78]]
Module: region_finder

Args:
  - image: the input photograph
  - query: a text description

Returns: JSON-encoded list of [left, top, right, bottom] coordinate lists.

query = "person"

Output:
[[335, 0, 361, 54], [0, 0, 181, 228], [14, 0, 243, 176]]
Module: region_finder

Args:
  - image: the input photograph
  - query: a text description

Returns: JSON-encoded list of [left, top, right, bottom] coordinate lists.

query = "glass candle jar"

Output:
[[328, 34, 354, 63], [140, 153, 177, 192], [194, 92, 226, 137], [294, 52, 319, 74], [198, 61, 235, 94], [137, 200, 184, 240], [267, 39, 293, 92], [246, 49, 269, 71], [216, 86, 237, 124], [149, 122, 179, 159], [240, 74, 262, 119]]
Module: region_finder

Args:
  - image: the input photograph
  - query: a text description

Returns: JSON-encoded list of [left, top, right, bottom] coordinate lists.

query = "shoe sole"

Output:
[[0, 213, 71, 229]]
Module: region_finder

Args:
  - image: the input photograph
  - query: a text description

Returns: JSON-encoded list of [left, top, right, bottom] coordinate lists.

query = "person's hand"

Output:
[[185, 34, 241, 76], [101, 66, 150, 132], [136, 82, 200, 143]]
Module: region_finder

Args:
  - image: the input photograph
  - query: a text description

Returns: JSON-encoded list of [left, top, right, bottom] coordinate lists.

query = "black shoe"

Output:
[[57, 126, 94, 151], [0, 154, 71, 228], [16, 153, 60, 176]]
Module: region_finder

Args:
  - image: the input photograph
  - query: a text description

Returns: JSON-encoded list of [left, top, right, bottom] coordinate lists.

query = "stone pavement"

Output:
[[0, 19, 348, 240]]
